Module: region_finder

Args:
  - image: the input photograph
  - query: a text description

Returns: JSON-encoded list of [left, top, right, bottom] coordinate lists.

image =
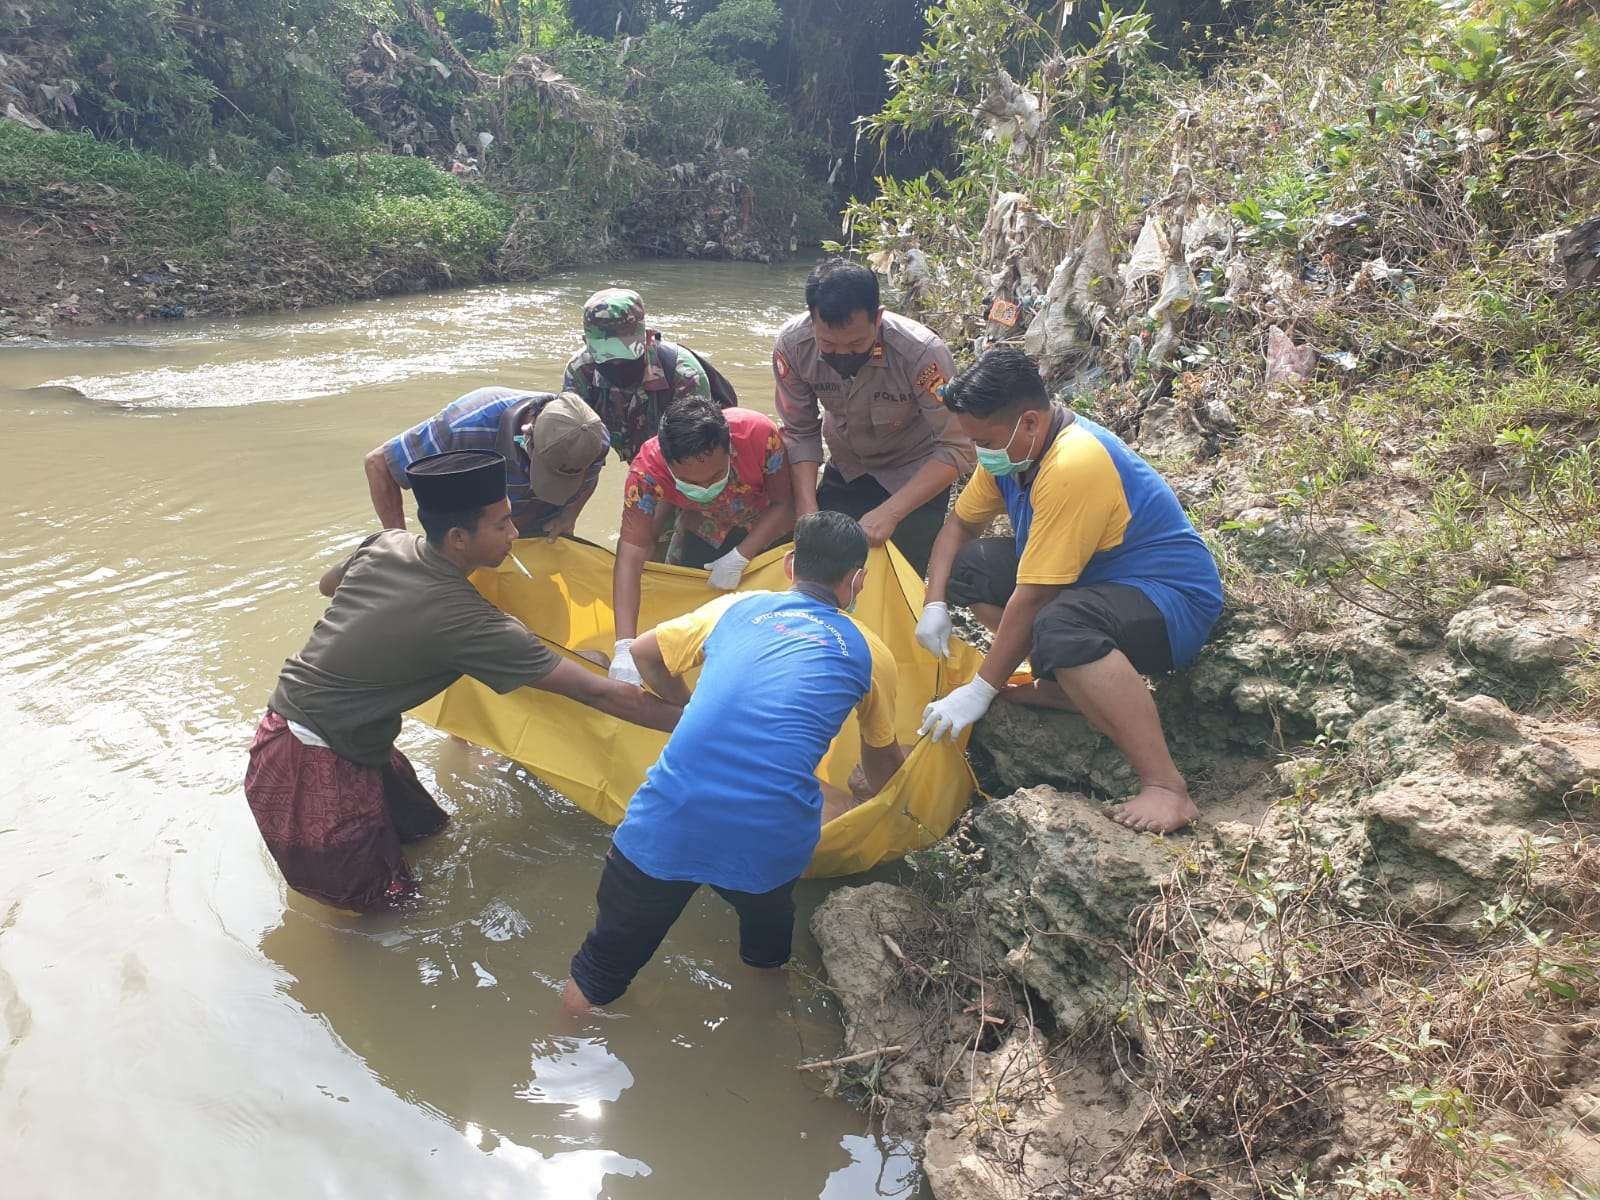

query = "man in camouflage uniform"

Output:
[[563, 288, 712, 464]]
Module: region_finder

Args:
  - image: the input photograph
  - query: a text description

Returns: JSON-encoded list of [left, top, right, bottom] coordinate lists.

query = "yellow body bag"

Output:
[[411, 537, 982, 877]]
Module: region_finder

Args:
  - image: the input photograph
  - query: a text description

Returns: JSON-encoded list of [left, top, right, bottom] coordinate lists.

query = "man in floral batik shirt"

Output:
[[605, 397, 796, 685]]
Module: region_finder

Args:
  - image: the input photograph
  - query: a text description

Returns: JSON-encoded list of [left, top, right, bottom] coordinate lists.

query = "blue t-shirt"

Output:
[[953, 410, 1223, 667], [614, 589, 898, 893]]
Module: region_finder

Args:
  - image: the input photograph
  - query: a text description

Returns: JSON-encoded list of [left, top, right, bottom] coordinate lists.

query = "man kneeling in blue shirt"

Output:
[[563, 511, 905, 1011]]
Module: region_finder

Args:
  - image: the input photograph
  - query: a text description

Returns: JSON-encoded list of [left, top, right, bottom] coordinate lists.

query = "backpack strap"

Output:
[[653, 335, 678, 383]]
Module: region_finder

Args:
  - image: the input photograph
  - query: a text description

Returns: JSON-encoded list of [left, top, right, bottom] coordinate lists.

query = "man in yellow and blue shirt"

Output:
[[916, 347, 1223, 834], [564, 512, 904, 1010]]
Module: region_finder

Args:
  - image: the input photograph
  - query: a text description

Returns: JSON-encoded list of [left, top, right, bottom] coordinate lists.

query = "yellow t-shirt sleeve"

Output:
[[854, 627, 900, 748], [652, 591, 750, 675], [952, 467, 1005, 528], [1016, 432, 1132, 586]]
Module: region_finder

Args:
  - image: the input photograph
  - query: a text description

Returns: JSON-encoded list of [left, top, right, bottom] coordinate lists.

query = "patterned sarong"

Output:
[[242, 711, 448, 912]]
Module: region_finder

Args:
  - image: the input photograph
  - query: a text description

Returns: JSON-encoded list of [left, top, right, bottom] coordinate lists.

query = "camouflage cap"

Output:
[[581, 288, 647, 363]]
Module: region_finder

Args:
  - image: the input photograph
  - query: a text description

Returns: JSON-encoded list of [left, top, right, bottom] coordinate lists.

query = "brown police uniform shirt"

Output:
[[771, 310, 974, 493], [269, 530, 558, 766]]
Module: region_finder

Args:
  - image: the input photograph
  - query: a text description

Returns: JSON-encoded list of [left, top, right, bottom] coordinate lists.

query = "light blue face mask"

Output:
[[671, 468, 729, 504], [976, 413, 1035, 477], [844, 570, 864, 614]]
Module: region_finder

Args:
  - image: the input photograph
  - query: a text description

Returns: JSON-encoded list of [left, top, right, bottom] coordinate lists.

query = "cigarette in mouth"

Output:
[[509, 553, 533, 580]]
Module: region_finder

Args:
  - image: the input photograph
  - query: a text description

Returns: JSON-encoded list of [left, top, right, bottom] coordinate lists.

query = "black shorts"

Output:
[[946, 535, 1174, 676], [570, 846, 799, 1006]]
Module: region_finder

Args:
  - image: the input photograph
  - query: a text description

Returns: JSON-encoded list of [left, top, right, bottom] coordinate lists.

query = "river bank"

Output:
[[5, 0, 1597, 1192], [0, 0, 838, 340], [0, 122, 805, 339], [805, 0, 1600, 1195], [0, 124, 509, 336]]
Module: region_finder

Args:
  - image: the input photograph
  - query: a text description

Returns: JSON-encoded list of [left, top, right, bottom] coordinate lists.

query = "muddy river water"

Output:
[[0, 262, 925, 1199]]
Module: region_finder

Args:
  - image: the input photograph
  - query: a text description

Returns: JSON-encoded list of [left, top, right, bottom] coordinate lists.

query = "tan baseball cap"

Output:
[[527, 392, 606, 503]]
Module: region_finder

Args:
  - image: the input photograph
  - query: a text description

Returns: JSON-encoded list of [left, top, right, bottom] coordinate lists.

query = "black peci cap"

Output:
[[405, 450, 508, 512]]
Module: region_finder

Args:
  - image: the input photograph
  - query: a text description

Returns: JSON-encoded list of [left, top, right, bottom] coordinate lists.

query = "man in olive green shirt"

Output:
[[245, 450, 680, 912]]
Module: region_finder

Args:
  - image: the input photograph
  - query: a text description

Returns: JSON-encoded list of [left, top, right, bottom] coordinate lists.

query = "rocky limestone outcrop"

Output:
[[1357, 694, 1600, 919], [965, 787, 1184, 1023], [809, 882, 971, 1136], [971, 610, 1465, 801], [1444, 585, 1597, 700], [920, 1028, 1143, 1200], [814, 876, 1152, 1200], [814, 635, 1598, 1196], [971, 569, 1597, 810]]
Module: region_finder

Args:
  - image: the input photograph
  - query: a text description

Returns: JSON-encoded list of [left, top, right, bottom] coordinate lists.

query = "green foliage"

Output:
[[865, 0, 1049, 143], [693, 0, 782, 55], [1239, 320, 1600, 625], [0, 123, 511, 276], [1264, 411, 1381, 508], [1389, 1083, 1516, 1174], [1228, 150, 1333, 248], [1305, 0, 1600, 254], [864, 0, 1151, 147], [1330, 1154, 1411, 1199], [1, 0, 831, 271], [6, 0, 373, 162], [314, 154, 513, 264], [543, 13, 830, 249], [840, 0, 1153, 314]]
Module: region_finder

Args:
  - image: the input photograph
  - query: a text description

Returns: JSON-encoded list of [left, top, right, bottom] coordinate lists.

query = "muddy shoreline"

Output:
[[0, 207, 533, 338]]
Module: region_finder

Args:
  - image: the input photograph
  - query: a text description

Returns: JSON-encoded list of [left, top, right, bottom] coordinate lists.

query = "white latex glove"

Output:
[[608, 638, 642, 685], [706, 546, 749, 590], [918, 676, 998, 742], [915, 601, 953, 658]]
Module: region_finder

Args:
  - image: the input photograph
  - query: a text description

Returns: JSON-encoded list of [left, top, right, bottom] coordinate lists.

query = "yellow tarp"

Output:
[[411, 537, 982, 877]]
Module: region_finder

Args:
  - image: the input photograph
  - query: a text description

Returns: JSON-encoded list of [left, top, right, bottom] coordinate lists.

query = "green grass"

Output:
[[1257, 411, 1382, 511], [1426, 353, 1600, 462], [1231, 320, 1599, 625], [0, 123, 512, 277]]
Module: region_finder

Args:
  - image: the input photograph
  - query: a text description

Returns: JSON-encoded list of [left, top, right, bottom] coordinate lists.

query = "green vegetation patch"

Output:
[[0, 123, 512, 279]]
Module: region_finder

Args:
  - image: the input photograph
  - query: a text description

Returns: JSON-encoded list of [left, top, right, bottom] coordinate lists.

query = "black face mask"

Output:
[[598, 356, 647, 388], [821, 350, 873, 378]]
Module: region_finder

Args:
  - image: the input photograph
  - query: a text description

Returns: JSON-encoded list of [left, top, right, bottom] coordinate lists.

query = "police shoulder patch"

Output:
[[773, 350, 791, 379], [916, 363, 947, 396]]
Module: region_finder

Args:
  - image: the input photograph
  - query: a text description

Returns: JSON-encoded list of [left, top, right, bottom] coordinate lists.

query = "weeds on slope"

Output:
[[1129, 781, 1600, 1198]]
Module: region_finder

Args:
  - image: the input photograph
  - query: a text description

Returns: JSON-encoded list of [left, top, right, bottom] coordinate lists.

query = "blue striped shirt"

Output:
[[382, 387, 609, 535]]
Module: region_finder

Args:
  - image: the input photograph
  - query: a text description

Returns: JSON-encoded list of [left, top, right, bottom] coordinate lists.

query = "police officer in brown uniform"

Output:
[[772, 259, 975, 577]]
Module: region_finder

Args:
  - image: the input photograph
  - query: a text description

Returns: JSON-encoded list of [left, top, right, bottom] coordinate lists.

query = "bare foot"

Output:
[[1107, 784, 1199, 834], [998, 678, 1079, 712]]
